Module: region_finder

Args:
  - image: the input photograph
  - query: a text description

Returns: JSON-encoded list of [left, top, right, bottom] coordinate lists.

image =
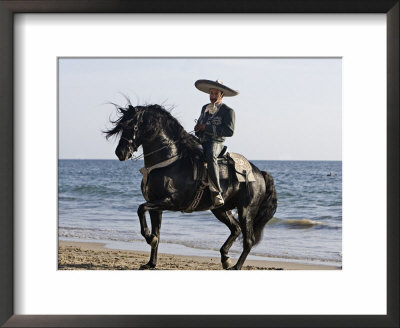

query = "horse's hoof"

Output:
[[222, 258, 232, 269], [227, 265, 238, 270], [149, 235, 159, 249], [139, 263, 156, 270]]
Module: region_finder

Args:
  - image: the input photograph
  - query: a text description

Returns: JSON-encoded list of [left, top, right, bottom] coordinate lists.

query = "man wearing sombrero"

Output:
[[194, 79, 238, 208]]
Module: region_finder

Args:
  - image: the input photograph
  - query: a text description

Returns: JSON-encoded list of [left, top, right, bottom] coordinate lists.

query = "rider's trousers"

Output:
[[202, 141, 224, 194]]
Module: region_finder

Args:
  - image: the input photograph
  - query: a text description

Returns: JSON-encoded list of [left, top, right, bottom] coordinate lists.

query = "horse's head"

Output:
[[105, 105, 150, 161], [105, 103, 202, 161], [116, 106, 143, 161]]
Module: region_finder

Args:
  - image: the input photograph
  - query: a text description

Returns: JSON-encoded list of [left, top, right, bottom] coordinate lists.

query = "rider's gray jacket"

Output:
[[195, 103, 235, 143]]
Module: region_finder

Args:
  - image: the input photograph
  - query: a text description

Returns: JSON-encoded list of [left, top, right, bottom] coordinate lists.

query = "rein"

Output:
[[128, 130, 196, 162], [129, 140, 175, 161]]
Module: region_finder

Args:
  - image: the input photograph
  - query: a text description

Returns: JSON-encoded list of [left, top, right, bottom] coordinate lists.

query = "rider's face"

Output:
[[209, 89, 223, 104]]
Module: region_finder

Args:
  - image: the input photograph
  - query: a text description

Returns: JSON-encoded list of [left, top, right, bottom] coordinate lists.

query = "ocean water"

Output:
[[58, 159, 342, 266]]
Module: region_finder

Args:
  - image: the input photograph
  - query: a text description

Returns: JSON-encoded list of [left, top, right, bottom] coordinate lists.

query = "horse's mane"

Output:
[[104, 104, 203, 159], [104, 104, 134, 140]]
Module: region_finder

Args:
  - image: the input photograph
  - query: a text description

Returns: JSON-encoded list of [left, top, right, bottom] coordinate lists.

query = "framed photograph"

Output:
[[1, 1, 398, 327], [57, 56, 342, 273]]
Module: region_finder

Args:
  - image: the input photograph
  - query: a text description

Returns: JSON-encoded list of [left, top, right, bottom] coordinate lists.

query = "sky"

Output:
[[58, 58, 341, 160]]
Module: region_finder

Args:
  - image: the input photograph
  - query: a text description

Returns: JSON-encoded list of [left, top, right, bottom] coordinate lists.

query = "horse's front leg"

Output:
[[137, 197, 172, 269], [139, 210, 162, 270]]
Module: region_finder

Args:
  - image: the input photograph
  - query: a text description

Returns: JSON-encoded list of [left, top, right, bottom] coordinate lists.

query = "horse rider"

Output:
[[194, 79, 238, 208]]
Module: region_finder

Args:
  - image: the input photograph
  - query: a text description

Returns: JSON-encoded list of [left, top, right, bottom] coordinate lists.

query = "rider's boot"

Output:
[[212, 192, 224, 208]]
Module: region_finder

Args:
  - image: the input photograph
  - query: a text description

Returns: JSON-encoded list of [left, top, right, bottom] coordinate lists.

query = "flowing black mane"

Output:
[[104, 104, 202, 158]]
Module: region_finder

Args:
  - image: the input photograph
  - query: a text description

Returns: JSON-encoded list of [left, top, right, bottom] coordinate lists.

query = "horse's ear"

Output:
[[117, 106, 127, 114], [128, 105, 135, 111]]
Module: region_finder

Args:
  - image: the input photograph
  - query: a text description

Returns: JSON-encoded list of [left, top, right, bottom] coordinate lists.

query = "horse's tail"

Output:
[[253, 171, 278, 245]]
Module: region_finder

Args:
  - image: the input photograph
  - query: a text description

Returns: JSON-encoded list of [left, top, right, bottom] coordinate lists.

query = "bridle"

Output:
[[120, 109, 145, 154], [120, 109, 175, 161]]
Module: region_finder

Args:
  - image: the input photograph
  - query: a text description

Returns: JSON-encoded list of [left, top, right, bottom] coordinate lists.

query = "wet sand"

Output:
[[58, 241, 340, 270]]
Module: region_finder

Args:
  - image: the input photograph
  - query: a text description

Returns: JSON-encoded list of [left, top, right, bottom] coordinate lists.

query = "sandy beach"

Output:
[[58, 241, 340, 270]]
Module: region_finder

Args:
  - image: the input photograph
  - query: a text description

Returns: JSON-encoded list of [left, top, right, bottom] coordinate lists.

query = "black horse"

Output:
[[105, 104, 277, 270]]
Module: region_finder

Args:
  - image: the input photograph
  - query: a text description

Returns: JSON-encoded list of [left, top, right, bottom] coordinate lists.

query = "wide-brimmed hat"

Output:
[[195, 79, 239, 97]]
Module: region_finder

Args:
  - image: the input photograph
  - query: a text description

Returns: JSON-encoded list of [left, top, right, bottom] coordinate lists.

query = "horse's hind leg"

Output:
[[211, 209, 241, 269], [140, 210, 162, 270], [229, 205, 258, 270]]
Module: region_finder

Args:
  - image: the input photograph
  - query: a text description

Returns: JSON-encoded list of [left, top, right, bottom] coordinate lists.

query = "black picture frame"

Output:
[[0, 1, 398, 327]]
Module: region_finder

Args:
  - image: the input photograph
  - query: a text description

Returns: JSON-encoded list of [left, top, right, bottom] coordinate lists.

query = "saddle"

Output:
[[224, 152, 256, 182], [193, 147, 256, 183], [183, 148, 256, 213]]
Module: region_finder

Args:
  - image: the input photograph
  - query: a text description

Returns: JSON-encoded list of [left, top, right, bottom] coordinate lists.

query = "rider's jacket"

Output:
[[195, 103, 235, 143]]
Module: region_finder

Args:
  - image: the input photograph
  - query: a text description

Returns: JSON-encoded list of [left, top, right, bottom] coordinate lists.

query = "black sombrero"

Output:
[[195, 79, 239, 97]]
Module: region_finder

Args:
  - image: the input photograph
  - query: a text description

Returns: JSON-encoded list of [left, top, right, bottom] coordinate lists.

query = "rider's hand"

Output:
[[194, 124, 205, 132]]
